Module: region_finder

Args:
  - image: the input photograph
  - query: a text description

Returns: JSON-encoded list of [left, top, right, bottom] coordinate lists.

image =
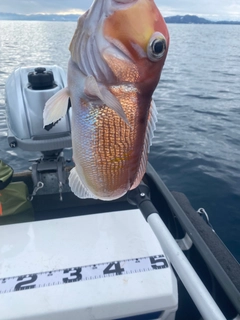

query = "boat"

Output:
[[0, 66, 239, 320]]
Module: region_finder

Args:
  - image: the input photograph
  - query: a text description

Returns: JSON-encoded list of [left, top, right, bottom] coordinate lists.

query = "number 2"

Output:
[[14, 274, 37, 291]]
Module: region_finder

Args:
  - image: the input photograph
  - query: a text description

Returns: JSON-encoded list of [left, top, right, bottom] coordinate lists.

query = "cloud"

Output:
[[56, 9, 86, 15], [156, 0, 240, 20], [0, 0, 239, 20], [0, 0, 90, 14]]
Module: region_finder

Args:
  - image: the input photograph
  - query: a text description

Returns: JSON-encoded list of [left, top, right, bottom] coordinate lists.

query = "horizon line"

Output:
[[0, 12, 240, 23]]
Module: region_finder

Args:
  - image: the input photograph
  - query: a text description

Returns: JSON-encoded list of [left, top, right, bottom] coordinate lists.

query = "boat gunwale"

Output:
[[146, 162, 240, 315]]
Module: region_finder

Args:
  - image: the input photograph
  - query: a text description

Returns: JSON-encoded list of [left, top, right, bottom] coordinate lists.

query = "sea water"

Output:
[[0, 21, 239, 261]]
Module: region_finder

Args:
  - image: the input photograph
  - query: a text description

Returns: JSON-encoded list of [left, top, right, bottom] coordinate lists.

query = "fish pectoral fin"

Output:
[[43, 87, 70, 128], [85, 76, 129, 125], [85, 76, 103, 100], [69, 167, 98, 199], [99, 86, 130, 125]]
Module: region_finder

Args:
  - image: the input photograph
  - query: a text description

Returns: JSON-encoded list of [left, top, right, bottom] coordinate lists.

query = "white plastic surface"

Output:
[[0, 209, 177, 320]]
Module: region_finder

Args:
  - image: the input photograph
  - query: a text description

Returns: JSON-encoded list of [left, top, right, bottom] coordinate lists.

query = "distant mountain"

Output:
[[165, 14, 240, 25], [165, 15, 211, 24], [0, 12, 240, 25]]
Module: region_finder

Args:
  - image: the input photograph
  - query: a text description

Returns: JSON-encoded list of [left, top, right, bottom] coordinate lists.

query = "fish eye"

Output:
[[147, 32, 167, 62]]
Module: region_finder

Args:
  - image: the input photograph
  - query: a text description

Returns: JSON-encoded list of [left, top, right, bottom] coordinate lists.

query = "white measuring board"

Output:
[[0, 209, 178, 320]]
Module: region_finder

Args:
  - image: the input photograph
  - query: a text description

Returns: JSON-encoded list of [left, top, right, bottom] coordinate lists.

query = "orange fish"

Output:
[[43, 0, 169, 200]]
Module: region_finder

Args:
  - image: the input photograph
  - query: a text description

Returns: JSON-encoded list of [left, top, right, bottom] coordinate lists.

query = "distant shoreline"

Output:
[[0, 13, 240, 25], [164, 15, 240, 25]]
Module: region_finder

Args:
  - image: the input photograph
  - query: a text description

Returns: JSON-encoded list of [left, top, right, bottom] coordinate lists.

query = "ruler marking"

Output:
[[0, 255, 168, 295]]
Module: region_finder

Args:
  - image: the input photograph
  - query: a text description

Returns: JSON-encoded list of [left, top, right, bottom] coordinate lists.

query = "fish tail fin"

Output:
[[43, 87, 70, 127], [69, 167, 98, 199]]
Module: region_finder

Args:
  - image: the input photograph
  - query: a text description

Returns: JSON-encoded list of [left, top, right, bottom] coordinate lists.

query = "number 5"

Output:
[[150, 256, 168, 269]]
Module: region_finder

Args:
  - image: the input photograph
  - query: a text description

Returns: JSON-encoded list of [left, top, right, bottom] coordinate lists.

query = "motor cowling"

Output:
[[5, 65, 72, 152]]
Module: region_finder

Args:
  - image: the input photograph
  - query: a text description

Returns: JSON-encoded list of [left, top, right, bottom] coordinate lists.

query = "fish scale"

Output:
[[72, 86, 146, 199]]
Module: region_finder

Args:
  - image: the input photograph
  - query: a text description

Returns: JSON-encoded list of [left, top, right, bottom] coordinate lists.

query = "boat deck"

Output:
[[5, 164, 240, 320]]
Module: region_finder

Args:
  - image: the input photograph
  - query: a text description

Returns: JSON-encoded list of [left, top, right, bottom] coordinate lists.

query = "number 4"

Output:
[[103, 262, 124, 275]]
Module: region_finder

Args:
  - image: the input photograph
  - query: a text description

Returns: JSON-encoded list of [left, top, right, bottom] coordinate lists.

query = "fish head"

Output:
[[103, 0, 170, 95], [70, 0, 169, 94]]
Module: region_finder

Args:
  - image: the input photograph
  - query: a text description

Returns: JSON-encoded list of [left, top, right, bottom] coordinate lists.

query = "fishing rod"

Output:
[[127, 183, 227, 320]]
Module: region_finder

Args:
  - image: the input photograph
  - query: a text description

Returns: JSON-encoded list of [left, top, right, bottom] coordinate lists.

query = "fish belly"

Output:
[[71, 91, 149, 200]]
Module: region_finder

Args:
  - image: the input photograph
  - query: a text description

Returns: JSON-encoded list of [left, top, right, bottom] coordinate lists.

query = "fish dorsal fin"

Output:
[[85, 76, 129, 125], [43, 87, 70, 127], [69, 10, 111, 82], [69, 167, 98, 199], [69, 12, 88, 58], [130, 100, 158, 190]]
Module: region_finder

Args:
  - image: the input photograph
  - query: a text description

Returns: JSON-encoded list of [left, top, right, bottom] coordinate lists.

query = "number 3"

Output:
[[63, 268, 82, 283]]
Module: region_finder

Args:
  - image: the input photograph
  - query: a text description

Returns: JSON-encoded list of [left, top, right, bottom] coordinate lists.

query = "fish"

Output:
[[43, 0, 169, 201]]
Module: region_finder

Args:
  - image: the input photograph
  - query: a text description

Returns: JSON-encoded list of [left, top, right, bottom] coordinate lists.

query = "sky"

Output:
[[0, 0, 240, 21]]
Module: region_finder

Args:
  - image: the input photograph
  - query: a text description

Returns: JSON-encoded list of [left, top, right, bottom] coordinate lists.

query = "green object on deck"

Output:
[[0, 160, 13, 190], [0, 160, 34, 224], [0, 182, 34, 225]]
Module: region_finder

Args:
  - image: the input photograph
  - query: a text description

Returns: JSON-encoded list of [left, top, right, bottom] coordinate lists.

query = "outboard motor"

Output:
[[5, 66, 72, 200], [5, 65, 71, 151]]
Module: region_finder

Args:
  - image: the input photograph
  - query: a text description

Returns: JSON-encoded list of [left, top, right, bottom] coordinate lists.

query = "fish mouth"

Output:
[[113, 0, 137, 3], [112, 0, 138, 9]]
